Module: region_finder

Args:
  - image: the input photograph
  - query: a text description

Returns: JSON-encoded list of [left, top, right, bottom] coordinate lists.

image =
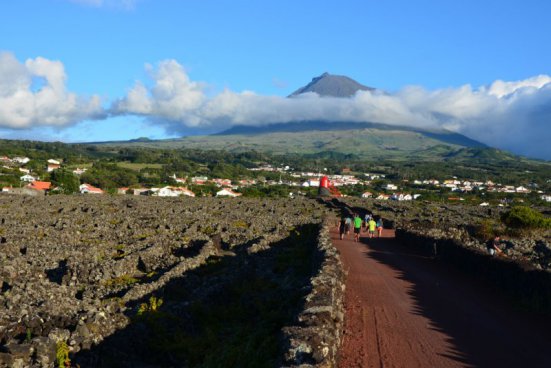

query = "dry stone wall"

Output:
[[281, 221, 345, 368]]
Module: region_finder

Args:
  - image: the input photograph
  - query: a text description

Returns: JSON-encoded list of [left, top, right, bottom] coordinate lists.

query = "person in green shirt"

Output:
[[368, 218, 377, 238], [353, 213, 363, 242]]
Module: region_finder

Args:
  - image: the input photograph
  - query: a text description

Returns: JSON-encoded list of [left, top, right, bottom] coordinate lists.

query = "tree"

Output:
[[50, 169, 80, 194]]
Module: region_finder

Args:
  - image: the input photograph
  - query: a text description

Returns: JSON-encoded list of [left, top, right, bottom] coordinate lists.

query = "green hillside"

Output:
[[96, 128, 477, 161]]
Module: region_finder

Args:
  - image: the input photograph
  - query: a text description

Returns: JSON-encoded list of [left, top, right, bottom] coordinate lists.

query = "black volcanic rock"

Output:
[[289, 72, 375, 98]]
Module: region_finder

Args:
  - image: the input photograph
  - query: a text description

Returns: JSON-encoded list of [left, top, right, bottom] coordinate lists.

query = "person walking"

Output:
[[353, 213, 363, 242], [376, 217, 383, 237], [339, 216, 347, 240], [368, 217, 377, 239], [345, 215, 352, 235], [364, 213, 371, 230]]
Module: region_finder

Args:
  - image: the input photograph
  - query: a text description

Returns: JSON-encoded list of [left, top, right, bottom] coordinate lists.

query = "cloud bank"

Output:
[[114, 60, 551, 159], [0, 53, 549, 159], [0, 52, 104, 129]]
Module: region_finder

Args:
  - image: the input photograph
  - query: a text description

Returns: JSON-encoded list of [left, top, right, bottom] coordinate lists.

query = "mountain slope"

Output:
[[216, 121, 486, 149], [96, 126, 490, 161], [289, 72, 375, 97]]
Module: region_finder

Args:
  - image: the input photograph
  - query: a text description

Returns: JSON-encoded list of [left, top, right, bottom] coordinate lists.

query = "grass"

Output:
[[115, 162, 164, 171], [103, 274, 139, 288]]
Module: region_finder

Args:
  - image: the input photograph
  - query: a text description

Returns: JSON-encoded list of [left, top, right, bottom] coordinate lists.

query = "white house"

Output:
[[479, 202, 490, 206], [73, 168, 87, 175], [191, 176, 208, 185], [151, 187, 178, 197], [151, 186, 196, 197], [117, 187, 129, 195], [133, 188, 150, 196], [301, 179, 320, 187], [212, 178, 232, 187], [12, 157, 30, 164], [80, 184, 104, 194], [216, 188, 242, 197], [541, 195, 551, 203], [47, 159, 61, 165], [515, 186, 530, 193], [18, 168, 30, 174], [308, 179, 320, 187], [20, 174, 36, 182], [385, 184, 398, 191], [175, 187, 195, 197], [391, 193, 413, 201], [502, 186, 516, 193], [376, 194, 391, 200], [47, 164, 60, 172], [444, 179, 461, 186], [361, 191, 373, 198]]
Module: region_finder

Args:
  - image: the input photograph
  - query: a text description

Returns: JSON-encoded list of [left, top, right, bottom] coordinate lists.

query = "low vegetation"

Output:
[[501, 206, 551, 230]]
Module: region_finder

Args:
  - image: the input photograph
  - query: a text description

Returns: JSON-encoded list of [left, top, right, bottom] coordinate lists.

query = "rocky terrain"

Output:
[[0, 195, 345, 367]]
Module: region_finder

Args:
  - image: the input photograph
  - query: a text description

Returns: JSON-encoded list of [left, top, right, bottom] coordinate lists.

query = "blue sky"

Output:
[[0, 0, 550, 158]]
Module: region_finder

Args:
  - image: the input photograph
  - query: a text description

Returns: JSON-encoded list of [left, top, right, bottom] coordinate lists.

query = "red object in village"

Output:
[[318, 176, 342, 197]]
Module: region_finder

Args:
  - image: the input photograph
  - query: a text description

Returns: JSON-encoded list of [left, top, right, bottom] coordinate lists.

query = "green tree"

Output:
[[50, 169, 80, 194]]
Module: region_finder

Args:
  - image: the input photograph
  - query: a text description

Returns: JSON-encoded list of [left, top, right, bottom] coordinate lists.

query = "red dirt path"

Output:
[[333, 228, 551, 368]]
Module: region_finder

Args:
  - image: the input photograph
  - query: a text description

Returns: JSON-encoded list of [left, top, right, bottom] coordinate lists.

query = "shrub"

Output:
[[56, 341, 71, 368], [501, 206, 551, 230], [475, 219, 501, 241]]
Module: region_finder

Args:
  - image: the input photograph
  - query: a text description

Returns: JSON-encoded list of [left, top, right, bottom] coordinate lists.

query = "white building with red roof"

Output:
[[80, 184, 104, 194], [216, 188, 242, 197]]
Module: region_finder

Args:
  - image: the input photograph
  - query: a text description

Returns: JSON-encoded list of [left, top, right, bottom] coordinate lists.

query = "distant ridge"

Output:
[[216, 121, 487, 149], [289, 72, 375, 97]]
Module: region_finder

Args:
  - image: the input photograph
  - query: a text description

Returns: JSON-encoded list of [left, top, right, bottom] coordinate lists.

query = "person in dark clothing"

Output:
[[487, 235, 503, 256], [339, 217, 347, 240]]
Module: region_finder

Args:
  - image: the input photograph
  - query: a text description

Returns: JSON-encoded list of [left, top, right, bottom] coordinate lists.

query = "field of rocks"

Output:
[[0, 195, 346, 367]]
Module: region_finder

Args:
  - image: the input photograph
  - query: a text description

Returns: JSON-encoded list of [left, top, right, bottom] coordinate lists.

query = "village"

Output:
[[1, 155, 550, 204]]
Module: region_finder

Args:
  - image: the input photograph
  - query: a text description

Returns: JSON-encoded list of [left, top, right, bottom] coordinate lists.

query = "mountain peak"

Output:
[[289, 73, 375, 98]]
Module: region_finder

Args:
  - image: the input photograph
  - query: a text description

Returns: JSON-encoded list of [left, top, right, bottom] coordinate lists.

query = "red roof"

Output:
[[28, 181, 51, 191]]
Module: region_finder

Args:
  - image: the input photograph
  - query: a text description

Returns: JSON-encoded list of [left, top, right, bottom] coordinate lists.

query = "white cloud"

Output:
[[113, 60, 551, 159], [0, 52, 104, 129], [112, 60, 206, 126]]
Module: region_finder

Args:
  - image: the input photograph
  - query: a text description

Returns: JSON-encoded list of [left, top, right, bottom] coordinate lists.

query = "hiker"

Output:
[[353, 213, 363, 242], [368, 217, 377, 238], [487, 235, 503, 256], [376, 217, 383, 237], [364, 213, 371, 230], [345, 215, 352, 235], [339, 216, 347, 240]]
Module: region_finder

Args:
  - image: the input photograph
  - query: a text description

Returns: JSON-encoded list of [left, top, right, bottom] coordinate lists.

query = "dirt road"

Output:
[[334, 228, 551, 368]]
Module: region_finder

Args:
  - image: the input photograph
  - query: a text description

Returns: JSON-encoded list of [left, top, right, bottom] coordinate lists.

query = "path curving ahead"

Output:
[[333, 228, 551, 368]]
